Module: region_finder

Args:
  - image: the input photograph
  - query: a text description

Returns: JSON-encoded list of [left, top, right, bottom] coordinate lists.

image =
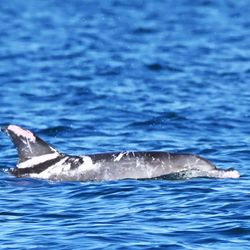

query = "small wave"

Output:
[[145, 62, 183, 72], [39, 126, 73, 136]]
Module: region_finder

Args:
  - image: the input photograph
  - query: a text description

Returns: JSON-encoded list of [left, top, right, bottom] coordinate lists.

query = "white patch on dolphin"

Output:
[[114, 152, 127, 162], [17, 153, 60, 169]]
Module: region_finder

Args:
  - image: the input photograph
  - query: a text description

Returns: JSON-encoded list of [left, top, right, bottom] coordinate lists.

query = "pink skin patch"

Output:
[[8, 125, 36, 142]]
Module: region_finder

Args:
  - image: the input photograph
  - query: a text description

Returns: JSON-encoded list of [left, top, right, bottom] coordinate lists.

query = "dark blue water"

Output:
[[1, 0, 250, 249]]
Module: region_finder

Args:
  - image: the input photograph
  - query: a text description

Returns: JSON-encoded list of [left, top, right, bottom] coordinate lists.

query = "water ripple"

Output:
[[0, 0, 250, 249]]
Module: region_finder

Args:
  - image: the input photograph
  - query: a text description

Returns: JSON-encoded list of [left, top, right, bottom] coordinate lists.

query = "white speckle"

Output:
[[145, 165, 155, 178], [114, 152, 126, 162], [26, 138, 33, 153]]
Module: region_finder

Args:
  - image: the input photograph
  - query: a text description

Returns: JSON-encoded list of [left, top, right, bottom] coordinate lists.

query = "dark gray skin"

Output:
[[1, 125, 240, 181]]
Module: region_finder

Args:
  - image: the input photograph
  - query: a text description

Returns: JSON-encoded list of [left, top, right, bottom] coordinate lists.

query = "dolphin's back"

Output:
[[80, 151, 217, 181]]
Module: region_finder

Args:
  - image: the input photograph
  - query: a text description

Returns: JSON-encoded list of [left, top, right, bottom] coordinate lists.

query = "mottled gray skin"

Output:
[[1, 125, 240, 181], [77, 152, 216, 181]]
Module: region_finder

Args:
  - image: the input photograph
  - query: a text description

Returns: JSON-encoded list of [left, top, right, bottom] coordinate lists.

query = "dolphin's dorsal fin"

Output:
[[2, 125, 59, 164]]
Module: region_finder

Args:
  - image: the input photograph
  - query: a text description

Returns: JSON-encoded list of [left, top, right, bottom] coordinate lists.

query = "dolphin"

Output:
[[1, 125, 240, 181]]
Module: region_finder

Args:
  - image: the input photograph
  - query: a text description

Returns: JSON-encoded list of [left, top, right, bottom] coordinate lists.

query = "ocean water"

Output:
[[0, 0, 250, 249]]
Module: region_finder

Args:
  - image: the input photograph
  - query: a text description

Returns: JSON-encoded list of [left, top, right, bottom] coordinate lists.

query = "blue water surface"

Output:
[[0, 0, 250, 249]]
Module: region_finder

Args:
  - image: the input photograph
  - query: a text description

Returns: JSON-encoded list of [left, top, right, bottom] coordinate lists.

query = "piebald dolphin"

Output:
[[1, 125, 240, 181]]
